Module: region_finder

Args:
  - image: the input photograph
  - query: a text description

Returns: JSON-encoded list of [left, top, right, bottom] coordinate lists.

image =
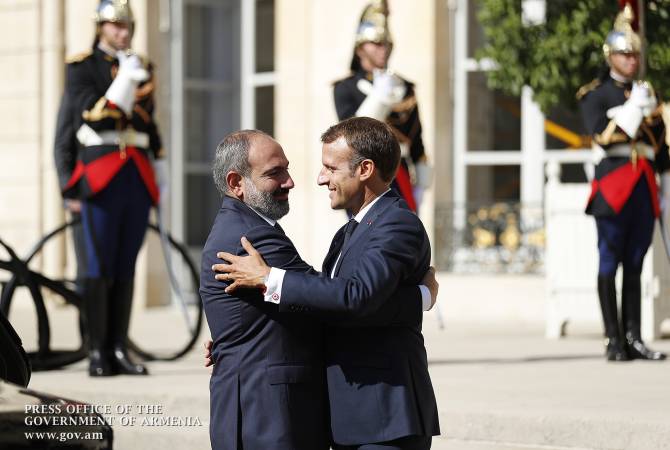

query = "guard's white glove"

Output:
[[153, 159, 169, 203], [661, 172, 670, 214], [614, 82, 657, 138], [105, 52, 149, 115], [355, 70, 406, 120]]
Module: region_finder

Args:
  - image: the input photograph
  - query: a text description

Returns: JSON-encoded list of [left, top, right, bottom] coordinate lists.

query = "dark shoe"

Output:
[[605, 337, 630, 362], [625, 334, 667, 361], [110, 346, 148, 375], [84, 278, 113, 377], [89, 349, 113, 377], [597, 276, 627, 361], [108, 279, 148, 375]]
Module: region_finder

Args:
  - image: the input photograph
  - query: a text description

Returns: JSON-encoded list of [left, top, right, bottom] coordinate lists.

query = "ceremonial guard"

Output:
[[54, 0, 166, 376], [578, 5, 667, 361], [333, 0, 431, 212]]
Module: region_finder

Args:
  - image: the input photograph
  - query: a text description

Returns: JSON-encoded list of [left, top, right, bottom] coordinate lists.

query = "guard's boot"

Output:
[[84, 278, 113, 376], [597, 276, 629, 361], [622, 274, 667, 361], [108, 279, 148, 375]]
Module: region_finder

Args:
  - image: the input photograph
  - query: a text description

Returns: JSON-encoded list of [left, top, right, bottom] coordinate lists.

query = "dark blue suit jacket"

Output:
[[200, 197, 328, 450], [280, 191, 440, 445], [200, 196, 424, 450]]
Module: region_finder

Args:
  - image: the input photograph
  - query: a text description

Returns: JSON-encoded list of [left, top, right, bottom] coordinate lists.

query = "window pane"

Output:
[[467, 165, 520, 203], [467, 72, 521, 151], [559, 163, 588, 183], [468, 0, 486, 59], [186, 174, 221, 247], [255, 0, 274, 72], [185, 2, 240, 80], [185, 89, 240, 164], [545, 105, 588, 150], [254, 85, 274, 135]]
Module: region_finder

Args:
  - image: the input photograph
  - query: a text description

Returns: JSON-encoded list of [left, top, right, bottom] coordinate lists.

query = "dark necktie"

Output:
[[274, 222, 284, 234], [341, 218, 358, 252], [332, 219, 358, 276]]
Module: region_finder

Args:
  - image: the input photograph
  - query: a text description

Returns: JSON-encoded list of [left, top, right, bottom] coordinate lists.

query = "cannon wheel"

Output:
[[0, 220, 203, 369]]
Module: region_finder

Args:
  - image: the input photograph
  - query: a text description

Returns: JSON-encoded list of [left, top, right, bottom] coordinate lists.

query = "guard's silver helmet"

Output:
[[603, 4, 641, 59], [95, 0, 134, 27], [355, 0, 393, 48]]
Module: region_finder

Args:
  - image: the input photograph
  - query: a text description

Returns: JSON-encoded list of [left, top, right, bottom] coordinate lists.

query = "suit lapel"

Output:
[[333, 192, 400, 275]]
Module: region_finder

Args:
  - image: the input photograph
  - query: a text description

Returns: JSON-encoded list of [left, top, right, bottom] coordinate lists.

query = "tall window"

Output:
[[455, 0, 523, 210], [171, 0, 276, 249]]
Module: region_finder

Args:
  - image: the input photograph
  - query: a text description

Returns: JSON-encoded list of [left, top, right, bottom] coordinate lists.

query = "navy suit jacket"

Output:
[[201, 197, 328, 450], [280, 191, 441, 445], [200, 196, 424, 450]]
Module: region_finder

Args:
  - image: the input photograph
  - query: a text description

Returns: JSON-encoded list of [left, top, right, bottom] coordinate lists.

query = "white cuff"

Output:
[[419, 285, 431, 311], [263, 267, 286, 304], [414, 161, 433, 188]]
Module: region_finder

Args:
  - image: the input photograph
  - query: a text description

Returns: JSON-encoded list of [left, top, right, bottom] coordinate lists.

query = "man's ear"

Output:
[[227, 171, 244, 198], [355, 45, 365, 60], [358, 159, 375, 181]]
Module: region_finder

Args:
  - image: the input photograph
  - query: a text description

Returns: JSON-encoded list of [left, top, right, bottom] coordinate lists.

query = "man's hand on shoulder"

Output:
[[422, 266, 439, 311], [213, 237, 270, 293]]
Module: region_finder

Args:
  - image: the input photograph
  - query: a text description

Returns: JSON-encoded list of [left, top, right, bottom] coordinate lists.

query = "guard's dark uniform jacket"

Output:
[[579, 74, 669, 217], [55, 46, 162, 205], [334, 70, 426, 211]]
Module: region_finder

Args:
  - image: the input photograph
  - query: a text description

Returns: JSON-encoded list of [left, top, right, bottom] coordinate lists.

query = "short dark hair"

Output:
[[213, 129, 271, 196], [320, 117, 400, 183]]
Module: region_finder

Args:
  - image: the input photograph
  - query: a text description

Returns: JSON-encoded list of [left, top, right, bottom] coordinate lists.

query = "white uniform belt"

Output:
[[76, 124, 150, 149], [606, 143, 654, 159], [592, 143, 654, 163]]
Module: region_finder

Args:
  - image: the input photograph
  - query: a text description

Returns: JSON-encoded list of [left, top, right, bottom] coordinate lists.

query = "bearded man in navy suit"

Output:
[[200, 128, 436, 450], [214, 118, 440, 450]]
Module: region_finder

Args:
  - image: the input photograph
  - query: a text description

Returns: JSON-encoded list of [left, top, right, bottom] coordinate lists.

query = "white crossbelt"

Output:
[[76, 124, 150, 149]]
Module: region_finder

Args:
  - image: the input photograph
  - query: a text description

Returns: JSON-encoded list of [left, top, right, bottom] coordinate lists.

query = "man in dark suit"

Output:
[[200, 129, 435, 450], [214, 118, 439, 450]]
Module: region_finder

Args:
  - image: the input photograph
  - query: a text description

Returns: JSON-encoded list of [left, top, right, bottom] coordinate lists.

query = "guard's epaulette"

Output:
[[576, 78, 601, 100], [65, 50, 92, 64]]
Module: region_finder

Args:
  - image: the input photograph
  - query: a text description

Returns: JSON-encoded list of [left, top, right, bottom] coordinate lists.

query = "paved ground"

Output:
[[7, 274, 670, 449]]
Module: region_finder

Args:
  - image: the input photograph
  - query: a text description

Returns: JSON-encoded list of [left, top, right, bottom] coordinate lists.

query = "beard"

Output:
[[243, 177, 290, 220]]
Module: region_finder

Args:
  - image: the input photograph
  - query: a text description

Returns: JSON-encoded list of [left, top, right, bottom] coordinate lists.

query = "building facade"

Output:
[[0, 0, 590, 305]]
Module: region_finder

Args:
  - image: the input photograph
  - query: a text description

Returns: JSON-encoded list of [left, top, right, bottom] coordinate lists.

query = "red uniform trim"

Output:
[[63, 147, 159, 205], [395, 165, 416, 212], [129, 147, 159, 204], [64, 160, 85, 190], [587, 158, 659, 217]]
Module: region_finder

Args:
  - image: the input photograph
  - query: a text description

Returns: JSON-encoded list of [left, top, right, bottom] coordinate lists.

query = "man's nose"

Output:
[[317, 169, 328, 186], [283, 175, 295, 190]]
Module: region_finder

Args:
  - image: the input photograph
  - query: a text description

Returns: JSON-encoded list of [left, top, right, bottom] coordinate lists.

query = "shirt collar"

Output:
[[249, 206, 277, 226], [97, 42, 117, 59], [352, 189, 391, 223], [610, 70, 632, 84]]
